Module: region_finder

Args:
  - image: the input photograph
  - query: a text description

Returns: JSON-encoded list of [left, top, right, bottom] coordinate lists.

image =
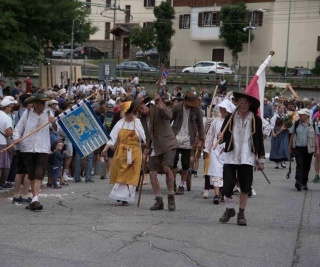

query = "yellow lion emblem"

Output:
[[67, 113, 94, 138]]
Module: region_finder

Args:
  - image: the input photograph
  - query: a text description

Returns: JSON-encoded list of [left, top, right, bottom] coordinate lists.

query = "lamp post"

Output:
[[69, 17, 82, 101], [243, 9, 267, 87]]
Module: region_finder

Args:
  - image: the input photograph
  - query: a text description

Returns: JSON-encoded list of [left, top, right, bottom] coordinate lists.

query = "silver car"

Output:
[[52, 44, 77, 59]]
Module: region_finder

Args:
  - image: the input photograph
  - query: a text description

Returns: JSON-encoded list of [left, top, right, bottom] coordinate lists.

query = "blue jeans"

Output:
[[74, 152, 94, 181]]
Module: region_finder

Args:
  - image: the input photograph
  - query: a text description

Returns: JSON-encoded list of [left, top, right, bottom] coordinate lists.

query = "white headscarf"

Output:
[[218, 99, 236, 113]]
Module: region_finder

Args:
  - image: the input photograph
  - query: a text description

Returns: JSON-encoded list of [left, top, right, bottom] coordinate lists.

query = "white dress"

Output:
[[204, 117, 225, 187]]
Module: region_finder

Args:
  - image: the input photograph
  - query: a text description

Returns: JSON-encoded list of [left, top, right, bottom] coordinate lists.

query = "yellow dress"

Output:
[[109, 121, 142, 202]]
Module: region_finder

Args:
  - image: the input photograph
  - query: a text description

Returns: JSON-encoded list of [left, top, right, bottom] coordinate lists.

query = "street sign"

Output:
[[161, 69, 170, 79], [105, 64, 109, 75]]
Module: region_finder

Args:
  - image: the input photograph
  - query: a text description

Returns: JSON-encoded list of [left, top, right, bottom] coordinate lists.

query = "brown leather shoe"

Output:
[[150, 197, 164, 210], [175, 186, 184, 195], [237, 213, 247, 226], [26, 201, 43, 211], [168, 194, 176, 211], [219, 208, 236, 223]]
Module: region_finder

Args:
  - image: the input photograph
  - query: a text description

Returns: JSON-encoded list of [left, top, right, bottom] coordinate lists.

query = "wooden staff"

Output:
[[212, 107, 238, 150], [206, 85, 219, 121], [137, 63, 165, 207]]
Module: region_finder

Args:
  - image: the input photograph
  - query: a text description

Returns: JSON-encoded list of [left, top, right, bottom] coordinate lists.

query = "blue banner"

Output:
[[57, 100, 110, 158]]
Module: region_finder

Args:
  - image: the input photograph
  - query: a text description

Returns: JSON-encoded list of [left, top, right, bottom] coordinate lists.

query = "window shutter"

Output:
[[144, 0, 147, 7], [179, 15, 183, 29], [217, 12, 220, 26], [258, 12, 263, 27], [151, 0, 155, 6], [318, 36, 320, 51], [198, 12, 203, 27]]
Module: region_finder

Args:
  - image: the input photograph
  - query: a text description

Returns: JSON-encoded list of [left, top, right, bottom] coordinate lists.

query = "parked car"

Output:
[[135, 48, 159, 60], [52, 44, 77, 59], [288, 68, 312, 76], [182, 61, 233, 74], [73, 46, 107, 59], [116, 61, 158, 72]]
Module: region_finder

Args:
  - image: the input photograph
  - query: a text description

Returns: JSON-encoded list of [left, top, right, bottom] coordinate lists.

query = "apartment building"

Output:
[[172, 0, 320, 69], [84, 0, 159, 59], [84, 0, 320, 69]]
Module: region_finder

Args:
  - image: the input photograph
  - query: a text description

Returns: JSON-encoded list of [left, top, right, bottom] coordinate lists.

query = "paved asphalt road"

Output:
[[0, 138, 319, 267]]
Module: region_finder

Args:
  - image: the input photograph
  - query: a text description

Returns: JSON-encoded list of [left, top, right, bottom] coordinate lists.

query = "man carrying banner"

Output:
[[217, 92, 265, 226], [13, 94, 57, 211], [137, 95, 178, 211]]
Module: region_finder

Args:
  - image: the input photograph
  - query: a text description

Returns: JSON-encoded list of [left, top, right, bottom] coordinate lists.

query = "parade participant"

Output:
[[112, 82, 126, 97], [51, 140, 65, 189], [57, 88, 67, 109], [137, 95, 178, 211], [217, 92, 265, 226], [289, 108, 319, 191], [102, 100, 146, 205], [13, 94, 57, 211], [204, 99, 236, 204], [270, 104, 289, 169], [171, 92, 204, 195], [11, 94, 33, 204]]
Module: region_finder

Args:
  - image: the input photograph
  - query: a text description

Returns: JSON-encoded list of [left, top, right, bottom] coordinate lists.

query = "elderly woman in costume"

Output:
[[204, 99, 236, 204], [102, 100, 146, 205], [270, 104, 290, 169]]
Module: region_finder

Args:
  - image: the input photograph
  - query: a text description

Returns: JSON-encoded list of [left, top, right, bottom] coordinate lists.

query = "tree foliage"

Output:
[[219, 2, 252, 68], [153, 1, 175, 64], [130, 25, 155, 52], [0, 0, 97, 75]]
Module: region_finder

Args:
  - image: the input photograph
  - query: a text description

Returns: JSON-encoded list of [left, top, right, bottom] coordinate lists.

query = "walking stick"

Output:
[[137, 155, 147, 207], [212, 107, 238, 150], [286, 157, 293, 179], [205, 85, 218, 121]]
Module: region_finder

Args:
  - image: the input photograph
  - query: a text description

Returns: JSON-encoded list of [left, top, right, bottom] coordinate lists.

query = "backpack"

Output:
[[103, 111, 114, 132]]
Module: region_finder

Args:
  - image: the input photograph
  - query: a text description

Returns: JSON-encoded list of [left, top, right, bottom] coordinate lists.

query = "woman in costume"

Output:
[[204, 99, 236, 204], [270, 104, 290, 168], [102, 100, 146, 205]]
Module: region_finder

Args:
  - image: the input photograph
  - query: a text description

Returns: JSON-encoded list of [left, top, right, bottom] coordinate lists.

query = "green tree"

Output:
[[153, 1, 175, 65], [130, 25, 155, 52], [219, 2, 252, 69], [0, 0, 97, 75]]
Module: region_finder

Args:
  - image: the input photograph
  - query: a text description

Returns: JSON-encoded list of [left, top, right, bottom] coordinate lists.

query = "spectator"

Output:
[[12, 80, 23, 100], [263, 97, 273, 120]]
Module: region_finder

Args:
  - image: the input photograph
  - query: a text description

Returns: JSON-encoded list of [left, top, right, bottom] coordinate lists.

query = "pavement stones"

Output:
[[0, 138, 320, 266]]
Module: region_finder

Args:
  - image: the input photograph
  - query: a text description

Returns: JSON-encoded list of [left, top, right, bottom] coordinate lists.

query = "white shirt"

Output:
[[112, 86, 126, 96], [175, 106, 191, 149], [13, 108, 53, 153], [0, 111, 13, 145], [224, 111, 255, 166], [131, 77, 139, 85], [107, 118, 146, 148]]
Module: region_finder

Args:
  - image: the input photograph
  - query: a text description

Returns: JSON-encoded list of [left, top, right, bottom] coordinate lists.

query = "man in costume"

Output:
[[217, 92, 265, 226], [137, 95, 178, 211], [171, 92, 204, 195]]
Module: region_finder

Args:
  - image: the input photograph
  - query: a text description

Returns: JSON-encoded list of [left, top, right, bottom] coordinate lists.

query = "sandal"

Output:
[[61, 182, 69, 186]]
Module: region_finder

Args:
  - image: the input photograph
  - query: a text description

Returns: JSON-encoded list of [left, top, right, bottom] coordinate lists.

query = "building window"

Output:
[[198, 12, 220, 27], [143, 22, 154, 28], [125, 5, 131, 23], [106, 0, 111, 6], [318, 36, 320, 51], [179, 14, 190, 29], [86, 0, 91, 12], [105, 22, 110, 40], [144, 0, 155, 7], [251, 11, 263, 27]]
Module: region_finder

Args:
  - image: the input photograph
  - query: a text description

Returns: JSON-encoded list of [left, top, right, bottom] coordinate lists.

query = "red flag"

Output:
[[245, 52, 274, 117]]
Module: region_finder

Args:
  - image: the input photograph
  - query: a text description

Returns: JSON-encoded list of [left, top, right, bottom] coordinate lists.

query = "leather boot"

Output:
[[168, 194, 176, 211], [150, 196, 164, 210]]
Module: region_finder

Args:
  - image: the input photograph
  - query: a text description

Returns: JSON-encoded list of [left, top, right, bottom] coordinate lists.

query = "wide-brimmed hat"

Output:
[[298, 108, 310, 117], [184, 91, 201, 107], [119, 101, 132, 114], [24, 93, 51, 104], [218, 99, 236, 113], [58, 88, 67, 95], [232, 92, 260, 112], [127, 98, 143, 113], [47, 99, 59, 106]]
